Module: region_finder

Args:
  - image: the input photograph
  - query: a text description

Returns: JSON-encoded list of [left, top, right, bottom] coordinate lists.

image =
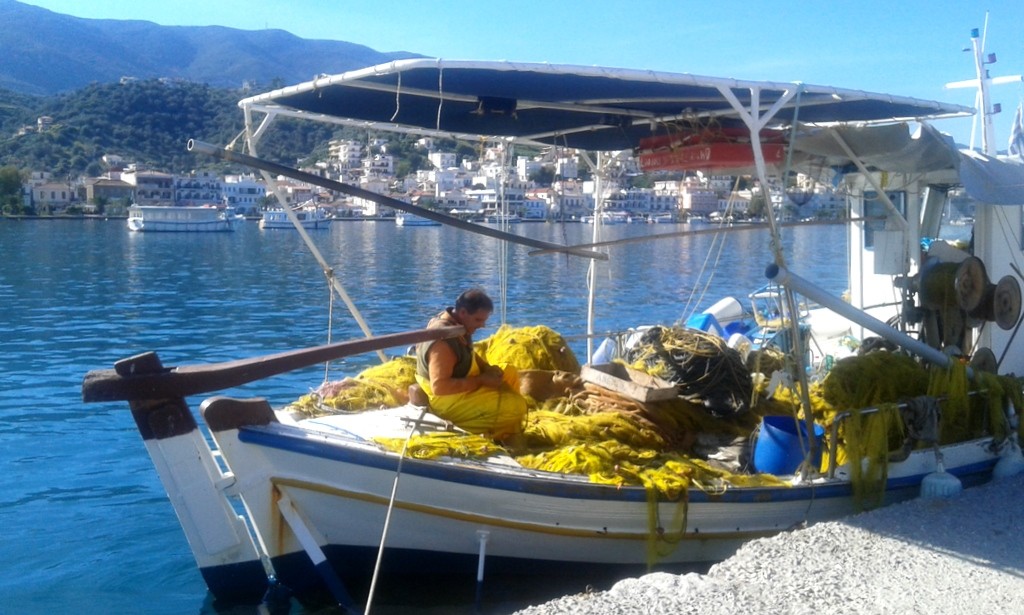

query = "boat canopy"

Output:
[[790, 122, 1024, 205], [239, 59, 972, 151], [238, 59, 1024, 204]]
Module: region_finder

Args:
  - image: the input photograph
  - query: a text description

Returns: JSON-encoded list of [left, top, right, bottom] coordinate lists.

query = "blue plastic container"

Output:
[[753, 415, 824, 475]]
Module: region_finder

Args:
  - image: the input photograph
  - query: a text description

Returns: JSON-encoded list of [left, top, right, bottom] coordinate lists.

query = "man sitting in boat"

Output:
[[415, 288, 528, 440]]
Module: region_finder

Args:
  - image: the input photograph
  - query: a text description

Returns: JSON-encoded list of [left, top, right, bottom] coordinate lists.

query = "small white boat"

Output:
[[259, 203, 332, 230], [482, 212, 521, 224], [584, 211, 630, 225], [395, 212, 441, 226], [126, 204, 236, 232]]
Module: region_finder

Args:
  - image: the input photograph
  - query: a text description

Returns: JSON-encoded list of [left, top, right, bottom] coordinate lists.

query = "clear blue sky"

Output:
[[20, 0, 1024, 148]]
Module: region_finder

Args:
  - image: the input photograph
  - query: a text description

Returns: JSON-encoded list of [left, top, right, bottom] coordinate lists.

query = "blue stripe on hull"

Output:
[[238, 424, 998, 504]]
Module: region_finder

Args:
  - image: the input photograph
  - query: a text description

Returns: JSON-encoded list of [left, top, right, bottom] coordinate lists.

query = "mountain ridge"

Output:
[[0, 0, 422, 95]]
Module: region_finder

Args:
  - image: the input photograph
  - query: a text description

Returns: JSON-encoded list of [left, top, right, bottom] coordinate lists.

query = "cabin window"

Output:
[[862, 191, 905, 249], [940, 188, 975, 246]]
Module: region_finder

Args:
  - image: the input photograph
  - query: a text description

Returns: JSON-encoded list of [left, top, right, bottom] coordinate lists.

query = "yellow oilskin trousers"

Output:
[[416, 358, 527, 440]]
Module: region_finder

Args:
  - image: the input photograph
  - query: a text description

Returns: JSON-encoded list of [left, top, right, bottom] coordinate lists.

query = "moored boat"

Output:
[[259, 202, 333, 230], [583, 211, 630, 225], [482, 212, 521, 224], [126, 204, 237, 232], [395, 212, 442, 226], [85, 51, 1024, 612]]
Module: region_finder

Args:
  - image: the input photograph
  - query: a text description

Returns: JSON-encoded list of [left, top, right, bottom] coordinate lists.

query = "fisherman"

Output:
[[415, 288, 528, 440]]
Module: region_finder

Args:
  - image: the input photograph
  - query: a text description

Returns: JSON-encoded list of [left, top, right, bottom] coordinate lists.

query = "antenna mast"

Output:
[[945, 14, 1023, 154]]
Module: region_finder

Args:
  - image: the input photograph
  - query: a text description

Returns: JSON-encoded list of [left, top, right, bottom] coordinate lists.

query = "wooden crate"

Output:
[[580, 363, 678, 402]]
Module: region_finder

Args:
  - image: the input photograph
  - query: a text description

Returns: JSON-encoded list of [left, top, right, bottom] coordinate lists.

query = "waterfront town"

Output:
[[15, 125, 845, 222]]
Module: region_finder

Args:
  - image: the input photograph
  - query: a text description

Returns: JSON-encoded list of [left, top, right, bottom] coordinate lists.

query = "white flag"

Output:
[[1009, 102, 1024, 157]]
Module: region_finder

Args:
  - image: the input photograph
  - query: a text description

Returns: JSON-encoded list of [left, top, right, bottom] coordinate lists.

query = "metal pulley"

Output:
[[969, 346, 998, 373], [993, 275, 1022, 330], [955, 256, 990, 313], [952, 256, 1021, 330]]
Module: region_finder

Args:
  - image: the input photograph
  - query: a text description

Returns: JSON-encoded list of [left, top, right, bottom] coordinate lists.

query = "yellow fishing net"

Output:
[[477, 324, 581, 373], [287, 356, 418, 418], [290, 324, 1024, 556], [288, 325, 578, 419], [374, 432, 504, 460]]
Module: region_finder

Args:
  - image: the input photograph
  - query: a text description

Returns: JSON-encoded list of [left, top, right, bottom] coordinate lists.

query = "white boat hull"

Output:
[[195, 400, 1001, 601], [259, 207, 332, 230], [395, 213, 441, 226], [127, 205, 237, 232]]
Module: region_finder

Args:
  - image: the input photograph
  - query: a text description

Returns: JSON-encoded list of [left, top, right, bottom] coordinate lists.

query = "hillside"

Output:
[[0, 0, 421, 95], [0, 0, 436, 177], [0, 80, 341, 176]]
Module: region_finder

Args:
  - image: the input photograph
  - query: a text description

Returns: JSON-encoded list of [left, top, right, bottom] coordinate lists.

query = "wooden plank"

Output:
[[82, 326, 464, 402], [581, 363, 678, 402]]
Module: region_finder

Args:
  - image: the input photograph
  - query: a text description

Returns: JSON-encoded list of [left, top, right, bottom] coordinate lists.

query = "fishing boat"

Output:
[[84, 46, 1024, 613], [482, 212, 521, 224], [582, 211, 630, 225], [126, 204, 237, 232], [259, 202, 333, 230], [395, 212, 442, 226]]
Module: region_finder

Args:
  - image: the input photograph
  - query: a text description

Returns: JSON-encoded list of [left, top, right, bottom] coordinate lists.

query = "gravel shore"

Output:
[[512, 473, 1024, 615]]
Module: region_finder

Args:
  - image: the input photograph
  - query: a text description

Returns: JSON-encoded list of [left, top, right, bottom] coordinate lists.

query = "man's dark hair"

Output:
[[454, 288, 493, 314]]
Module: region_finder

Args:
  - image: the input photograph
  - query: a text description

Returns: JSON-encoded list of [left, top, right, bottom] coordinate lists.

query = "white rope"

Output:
[[497, 141, 514, 324], [323, 281, 334, 384], [389, 72, 402, 122], [364, 407, 427, 615], [435, 62, 444, 131], [679, 176, 741, 324], [244, 114, 385, 363]]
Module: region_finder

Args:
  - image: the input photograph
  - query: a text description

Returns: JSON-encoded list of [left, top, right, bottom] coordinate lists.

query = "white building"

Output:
[[522, 198, 548, 220], [363, 154, 394, 177], [223, 174, 266, 215], [328, 139, 363, 170], [429, 168, 468, 194], [516, 156, 543, 181], [680, 179, 718, 217], [32, 182, 73, 212], [354, 177, 391, 216], [175, 170, 222, 206], [556, 156, 578, 179], [122, 167, 174, 205], [549, 181, 592, 219], [466, 182, 526, 215], [438, 188, 476, 214], [429, 152, 457, 170]]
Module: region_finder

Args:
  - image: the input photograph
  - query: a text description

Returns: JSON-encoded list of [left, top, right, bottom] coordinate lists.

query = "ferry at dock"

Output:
[[126, 204, 237, 232]]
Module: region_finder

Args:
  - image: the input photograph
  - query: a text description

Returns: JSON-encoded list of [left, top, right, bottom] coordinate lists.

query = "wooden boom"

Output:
[[82, 325, 464, 402]]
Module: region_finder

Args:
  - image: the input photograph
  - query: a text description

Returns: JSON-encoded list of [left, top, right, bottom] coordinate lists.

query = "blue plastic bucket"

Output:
[[753, 415, 824, 475]]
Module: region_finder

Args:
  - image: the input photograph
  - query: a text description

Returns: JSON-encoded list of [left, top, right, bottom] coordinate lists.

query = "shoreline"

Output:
[[512, 473, 1024, 614]]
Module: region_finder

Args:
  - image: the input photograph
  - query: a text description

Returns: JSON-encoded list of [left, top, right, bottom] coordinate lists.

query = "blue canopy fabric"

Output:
[[241, 59, 1024, 205], [241, 59, 972, 151]]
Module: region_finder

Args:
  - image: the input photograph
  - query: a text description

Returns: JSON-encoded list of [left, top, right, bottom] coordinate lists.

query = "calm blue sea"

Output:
[[0, 218, 847, 614]]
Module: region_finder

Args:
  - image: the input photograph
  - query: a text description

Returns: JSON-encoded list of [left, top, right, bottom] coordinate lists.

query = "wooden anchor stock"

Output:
[[82, 325, 464, 403]]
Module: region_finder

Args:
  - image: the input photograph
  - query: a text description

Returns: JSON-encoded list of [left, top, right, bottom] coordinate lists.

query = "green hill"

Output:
[[0, 80, 339, 176], [0, 0, 419, 96]]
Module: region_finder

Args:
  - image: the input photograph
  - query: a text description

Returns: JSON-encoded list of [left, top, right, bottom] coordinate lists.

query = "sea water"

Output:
[[0, 218, 847, 614]]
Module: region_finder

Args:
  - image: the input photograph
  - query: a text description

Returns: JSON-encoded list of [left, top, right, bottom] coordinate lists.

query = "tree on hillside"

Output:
[[0, 165, 24, 213], [0, 80, 419, 180], [529, 167, 555, 186]]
